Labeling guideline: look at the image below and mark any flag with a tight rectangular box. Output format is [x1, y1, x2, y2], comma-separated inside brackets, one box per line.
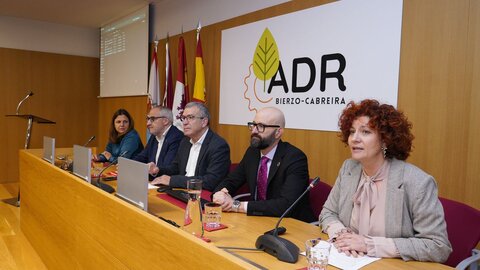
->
[147, 44, 160, 110]
[193, 33, 206, 103]
[162, 39, 174, 109]
[172, 37, 189, 131]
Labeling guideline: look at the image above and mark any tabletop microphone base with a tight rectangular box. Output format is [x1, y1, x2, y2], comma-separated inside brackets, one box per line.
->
[96, 182, 115, 193]
[255, 234, 299, 263]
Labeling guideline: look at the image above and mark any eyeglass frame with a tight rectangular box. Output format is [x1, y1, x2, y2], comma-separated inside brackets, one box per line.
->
[146, 116, 167, 122]
[247, 122, 281, 133]
[180, 115, 205, 122]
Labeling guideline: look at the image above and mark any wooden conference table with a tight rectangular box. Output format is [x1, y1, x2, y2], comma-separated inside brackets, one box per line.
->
[19, 148, 451, 269]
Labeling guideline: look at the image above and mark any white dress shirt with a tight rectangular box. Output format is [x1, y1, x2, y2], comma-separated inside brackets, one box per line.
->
[154, 125, 171, 164]
[185, 128, 209, 177]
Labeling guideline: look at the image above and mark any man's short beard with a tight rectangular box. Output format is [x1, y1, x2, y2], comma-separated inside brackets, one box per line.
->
[250, 134, 275, 150]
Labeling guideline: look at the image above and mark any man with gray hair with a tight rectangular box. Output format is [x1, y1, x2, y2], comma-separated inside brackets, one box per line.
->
[134, 106, 183, 171]
[150, 102, 231, 191]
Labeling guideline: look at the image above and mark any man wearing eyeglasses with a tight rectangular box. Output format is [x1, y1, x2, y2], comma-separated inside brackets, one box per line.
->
[133, 106, 183, 172]
[212, 107, 314, 222]
[150, 102, 231, 191]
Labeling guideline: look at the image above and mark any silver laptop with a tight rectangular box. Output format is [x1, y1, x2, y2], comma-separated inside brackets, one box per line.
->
[72, 144, 92, 183]
[115, 157, 149, 211]
[42, 136, 55, 164]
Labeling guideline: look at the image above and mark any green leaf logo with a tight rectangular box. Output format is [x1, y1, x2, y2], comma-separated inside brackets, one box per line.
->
[253, 28, 280, 92]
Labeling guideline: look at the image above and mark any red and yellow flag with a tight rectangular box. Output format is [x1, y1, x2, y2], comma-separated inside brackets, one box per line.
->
[193, 34, 206, 103]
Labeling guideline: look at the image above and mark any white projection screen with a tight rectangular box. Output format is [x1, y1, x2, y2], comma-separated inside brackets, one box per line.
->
[100, 6, 149, 97]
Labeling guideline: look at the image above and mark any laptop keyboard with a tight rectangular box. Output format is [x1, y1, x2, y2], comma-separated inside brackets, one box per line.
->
[165, 189, 209, 209]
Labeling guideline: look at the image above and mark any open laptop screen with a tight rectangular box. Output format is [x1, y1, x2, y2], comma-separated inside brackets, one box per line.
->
[42, 136, 55, 164]
[72, 145, 92, 183]
[116, 157, 149, 211]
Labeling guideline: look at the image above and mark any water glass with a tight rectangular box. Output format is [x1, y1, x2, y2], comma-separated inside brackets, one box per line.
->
[305, 239, 330, 270]
[204, 202, 222, 228]
[184, 179, 204, 237]
[92, 161, 104, 177]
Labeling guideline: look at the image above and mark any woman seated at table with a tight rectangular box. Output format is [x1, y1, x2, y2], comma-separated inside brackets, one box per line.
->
[93, 108, 143, 163]
[319, 99, 451, 262]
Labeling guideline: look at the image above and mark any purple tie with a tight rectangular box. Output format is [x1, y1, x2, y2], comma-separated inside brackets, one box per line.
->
[257, 156, 269, 200]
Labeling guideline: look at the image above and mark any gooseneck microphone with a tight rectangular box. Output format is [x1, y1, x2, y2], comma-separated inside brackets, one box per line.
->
[16, 91, 34, 115]
[95, 151, 128, 193]
[83, 135, 96, 147]
[255, 177, 320, 263]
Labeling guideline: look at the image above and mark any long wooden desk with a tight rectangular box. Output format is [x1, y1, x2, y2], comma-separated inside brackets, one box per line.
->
[19, 149, 452, 269]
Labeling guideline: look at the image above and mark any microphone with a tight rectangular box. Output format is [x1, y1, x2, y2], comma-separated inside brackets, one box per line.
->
[16, 91, 34, 115]
[83, 135, 96, 147]
[255, 177, 320, 263]
[58, 135, 96, 165]
[95, 150, 128, 193]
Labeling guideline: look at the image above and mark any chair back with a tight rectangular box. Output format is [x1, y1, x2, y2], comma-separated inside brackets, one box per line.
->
[228, 163, 252, 200]
[309, 179, 332, 219]
[440, 197, 480, 267]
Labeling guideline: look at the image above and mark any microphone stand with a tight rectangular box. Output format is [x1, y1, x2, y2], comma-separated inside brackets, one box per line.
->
[255, 177, 320, 263]
[83, 135, 96, 147]
[94, 151, 127, 194]
[16, 91, 34, 115]
[95, 164, 116, 194]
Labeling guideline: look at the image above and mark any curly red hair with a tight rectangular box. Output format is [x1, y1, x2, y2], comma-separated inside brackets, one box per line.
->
[338, 99, 414, 160]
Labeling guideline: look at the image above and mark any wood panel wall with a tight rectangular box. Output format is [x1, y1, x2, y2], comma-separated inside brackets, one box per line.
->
[0, 48, 99, 184]
[87, 0, 480, 210]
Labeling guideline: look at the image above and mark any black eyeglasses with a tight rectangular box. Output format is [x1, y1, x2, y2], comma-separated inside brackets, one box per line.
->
[146, 116, 166, 122]
[180, 115, 205, 122]
[247, 122, 280, 133]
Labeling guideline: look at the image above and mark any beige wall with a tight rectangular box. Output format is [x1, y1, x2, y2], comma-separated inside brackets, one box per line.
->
[0, 15, 99, 57]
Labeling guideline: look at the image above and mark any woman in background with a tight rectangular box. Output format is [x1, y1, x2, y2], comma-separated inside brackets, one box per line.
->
[319, 99, 451, 262]
[93, 108, 143, 162]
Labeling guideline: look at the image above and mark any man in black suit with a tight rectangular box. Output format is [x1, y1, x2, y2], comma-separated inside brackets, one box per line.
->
[133, 106, 183, 178]
[212, 107, 314, 222]
[150, 102, 230, 191]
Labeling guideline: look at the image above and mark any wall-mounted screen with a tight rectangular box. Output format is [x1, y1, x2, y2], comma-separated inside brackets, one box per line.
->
[100, 5, 149, 97]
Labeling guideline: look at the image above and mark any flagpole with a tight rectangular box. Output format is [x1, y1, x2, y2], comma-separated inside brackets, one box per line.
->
[196, 21, 201, 42]
[153, 38, 158, 54]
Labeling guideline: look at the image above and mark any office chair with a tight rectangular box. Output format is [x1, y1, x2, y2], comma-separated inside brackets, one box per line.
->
[440, 197, 480, 269]
[309, 180, 332, 219]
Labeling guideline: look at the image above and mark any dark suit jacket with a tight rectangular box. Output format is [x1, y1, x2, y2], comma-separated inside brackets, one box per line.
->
[133, 125, 183, 171]
[160, 129, 231, 191]
[213, 140, 314, 223]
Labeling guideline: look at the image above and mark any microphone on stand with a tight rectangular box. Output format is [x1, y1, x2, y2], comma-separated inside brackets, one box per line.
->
[255, 177, 320, 263]
[16, 91, 34, 115]
[95, 151, 128, 194]
[83, 135, 96, 147]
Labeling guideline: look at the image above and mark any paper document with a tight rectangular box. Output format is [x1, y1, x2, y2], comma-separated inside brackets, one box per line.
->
[148, 183, 158, 189]
[328, 245, 380, 270]
[300, 245, 380, 270]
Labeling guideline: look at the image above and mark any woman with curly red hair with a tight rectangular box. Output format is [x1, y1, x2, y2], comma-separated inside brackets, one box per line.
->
[319, 99, 451, 262]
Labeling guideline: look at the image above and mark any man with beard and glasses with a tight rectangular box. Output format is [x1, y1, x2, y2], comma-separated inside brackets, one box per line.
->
[212, 107, 314, 222]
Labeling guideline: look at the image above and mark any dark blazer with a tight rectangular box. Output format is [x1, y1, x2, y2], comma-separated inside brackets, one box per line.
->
[133, 125, 183, 170]
[160, 129, 231, 191]
[213, 140, 314, 223]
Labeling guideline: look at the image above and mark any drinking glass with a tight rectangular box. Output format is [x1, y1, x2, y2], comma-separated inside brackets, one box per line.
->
[204, 202, 222, 229]
[305, 239, 331, 270]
